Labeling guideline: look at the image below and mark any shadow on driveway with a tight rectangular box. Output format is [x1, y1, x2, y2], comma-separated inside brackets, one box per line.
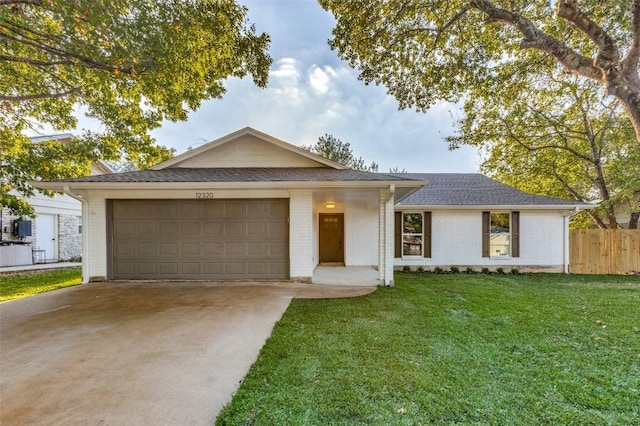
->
[0, 281, 375, 425]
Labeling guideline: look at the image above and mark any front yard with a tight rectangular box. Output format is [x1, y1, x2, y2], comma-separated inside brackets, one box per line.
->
[0, 267, 82, 302]
[217, 273, 639, 425]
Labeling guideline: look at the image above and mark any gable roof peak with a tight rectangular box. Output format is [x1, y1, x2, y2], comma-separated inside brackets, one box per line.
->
[151, 127, 348, 170]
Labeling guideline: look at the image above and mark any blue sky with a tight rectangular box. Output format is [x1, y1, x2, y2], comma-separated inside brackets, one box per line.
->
[103, 0, 482, 172]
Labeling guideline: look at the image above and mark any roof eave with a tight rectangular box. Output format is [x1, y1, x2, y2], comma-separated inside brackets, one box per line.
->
[34, 180, 424, 191]
[396, 204, 596, 210]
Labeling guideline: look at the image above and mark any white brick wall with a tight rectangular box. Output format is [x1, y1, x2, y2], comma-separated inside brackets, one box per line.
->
[289, 191, 314, 280]
[345, 201, 378, 266]
[84, 191, 108, 281]
[395, 209, 568, 272]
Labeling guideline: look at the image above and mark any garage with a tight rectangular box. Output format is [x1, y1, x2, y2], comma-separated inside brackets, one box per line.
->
[107, 199, 289, 280]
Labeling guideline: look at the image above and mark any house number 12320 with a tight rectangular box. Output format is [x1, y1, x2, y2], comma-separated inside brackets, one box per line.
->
[195, 192, 214, 199]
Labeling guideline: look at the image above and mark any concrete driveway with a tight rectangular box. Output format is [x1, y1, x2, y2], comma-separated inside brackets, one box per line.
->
[0, 281, 375, 425]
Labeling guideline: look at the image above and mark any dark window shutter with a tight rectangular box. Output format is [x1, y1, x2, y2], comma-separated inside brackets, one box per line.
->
[394, 211, 402, 258]
[511, 211, 520, 257]
[482, 211, 490, 257]
[423, 212, 432, 258]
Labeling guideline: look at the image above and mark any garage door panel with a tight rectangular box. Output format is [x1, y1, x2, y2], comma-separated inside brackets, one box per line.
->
[160, 263, 178, 275]
[225, 242, 244, 255]
[110, 199, 289, 280]
[224, 222, 244, 236]
[224, 201, 245, 217]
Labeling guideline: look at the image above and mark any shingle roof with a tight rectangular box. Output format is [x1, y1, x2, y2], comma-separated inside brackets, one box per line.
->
[50, 167, 420, 183]
[394, 173, 590, 207]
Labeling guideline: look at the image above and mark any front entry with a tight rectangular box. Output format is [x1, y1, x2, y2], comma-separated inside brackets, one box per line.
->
[319, 213, 344, 264]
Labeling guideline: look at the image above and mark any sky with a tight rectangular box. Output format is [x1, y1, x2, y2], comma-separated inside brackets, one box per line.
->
[101, 0, 481, 173]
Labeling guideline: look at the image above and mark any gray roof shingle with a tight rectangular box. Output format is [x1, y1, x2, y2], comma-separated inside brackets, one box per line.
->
[51, 167, 420, 183]
[394, 173, 589, 207]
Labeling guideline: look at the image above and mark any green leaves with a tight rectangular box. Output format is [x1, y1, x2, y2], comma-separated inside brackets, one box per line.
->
[304, 134, 379, 172]
[0, 0, 271, 216]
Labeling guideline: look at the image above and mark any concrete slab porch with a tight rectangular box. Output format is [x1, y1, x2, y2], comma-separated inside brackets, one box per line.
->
[312, 265, 382, 286]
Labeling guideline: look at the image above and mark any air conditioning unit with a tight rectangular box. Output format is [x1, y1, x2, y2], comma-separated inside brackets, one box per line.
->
[13, 220, 32, 237]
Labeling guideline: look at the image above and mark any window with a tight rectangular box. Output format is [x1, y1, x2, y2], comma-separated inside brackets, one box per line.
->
[490, 213, 510, 256]
[395, 212, 432, 258]
[78, 217, 82, 234]
[402, 213, 423, 256]
[482, 211, 520, 258]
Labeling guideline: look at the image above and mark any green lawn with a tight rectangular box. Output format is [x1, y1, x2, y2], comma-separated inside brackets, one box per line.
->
[217, 273, 640, 425]
[0, 267, 82, 302]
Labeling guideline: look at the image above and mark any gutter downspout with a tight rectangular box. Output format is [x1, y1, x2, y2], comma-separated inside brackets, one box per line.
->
[563, 207, 581, 274]
[63, 186, 89, 284]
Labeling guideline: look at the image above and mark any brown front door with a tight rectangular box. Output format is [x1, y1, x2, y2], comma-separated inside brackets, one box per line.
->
[319, 213, 344, 264]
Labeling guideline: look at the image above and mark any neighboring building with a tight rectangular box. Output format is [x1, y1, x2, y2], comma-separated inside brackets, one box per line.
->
[0, 134, 112, 267]
[613, 190, 640, 229]
[36, 128, 592, 284]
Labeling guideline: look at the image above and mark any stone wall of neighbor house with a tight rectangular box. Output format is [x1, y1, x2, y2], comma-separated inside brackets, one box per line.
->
[58, 214, 82, 261]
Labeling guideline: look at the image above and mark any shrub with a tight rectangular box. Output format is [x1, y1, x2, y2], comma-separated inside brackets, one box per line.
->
[465, 267, 475, 274]
[450, 266, 460, 274]
[481, 267, 491, 274]
[416, 266, 425, 273]
[496, 267, 505, 275]
[434, 266, 444, 274]
[402, 265, 411, 273]
[510, 268, 520, 275]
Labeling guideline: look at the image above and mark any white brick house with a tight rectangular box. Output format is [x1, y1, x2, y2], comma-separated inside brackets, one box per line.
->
[1, 134, 112, 267]
[36, 128, 591, 284]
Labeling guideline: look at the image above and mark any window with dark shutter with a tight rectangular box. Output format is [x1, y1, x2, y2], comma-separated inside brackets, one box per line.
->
[511, 211, 520, 257]
[482, 211, 490, 257]
[423, 211, 432, 258]
[394, 211, 402, 258]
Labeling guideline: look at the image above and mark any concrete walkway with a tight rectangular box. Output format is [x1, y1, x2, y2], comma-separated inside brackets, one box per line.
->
[0, 281, 376, 425]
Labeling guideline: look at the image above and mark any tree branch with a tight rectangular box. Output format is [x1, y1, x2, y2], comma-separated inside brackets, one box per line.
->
[469, 0, 604, 81]
[622, 0, 640, 80]
[0, 87, 81, 101]
[0, 55, 73, 67]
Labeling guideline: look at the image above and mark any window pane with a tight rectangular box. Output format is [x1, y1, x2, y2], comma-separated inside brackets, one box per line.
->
[403, 213, 422, 234]
[490, 213, 510, 256]
[403, 235, 422, 256]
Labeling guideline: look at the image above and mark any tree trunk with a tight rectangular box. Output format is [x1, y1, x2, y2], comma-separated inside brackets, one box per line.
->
[629, 212, 639, 229]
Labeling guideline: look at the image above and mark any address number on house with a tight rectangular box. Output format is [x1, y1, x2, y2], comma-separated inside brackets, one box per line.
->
[195, 192, 215, 199]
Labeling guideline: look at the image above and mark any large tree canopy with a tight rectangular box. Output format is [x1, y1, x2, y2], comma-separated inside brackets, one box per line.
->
[320, 0, 639, 228]
[303, 134, 379, 171]
[319, 0, 640, 142]
[1, 0, 271, 216]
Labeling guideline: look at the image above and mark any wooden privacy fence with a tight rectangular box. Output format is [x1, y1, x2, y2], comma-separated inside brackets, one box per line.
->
[570, 229, 640, 275]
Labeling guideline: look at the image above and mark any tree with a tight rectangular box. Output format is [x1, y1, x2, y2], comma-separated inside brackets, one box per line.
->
[447, 72, 640, 229]
[319, 0, 640, 144]
[1, 0, 271, 216]
[303, 134, 379, 171]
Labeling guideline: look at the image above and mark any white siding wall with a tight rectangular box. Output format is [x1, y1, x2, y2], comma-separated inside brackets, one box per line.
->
[289, 191, 314, 280]
[345, 201, 378, 266]
[395, 209, 567, 272]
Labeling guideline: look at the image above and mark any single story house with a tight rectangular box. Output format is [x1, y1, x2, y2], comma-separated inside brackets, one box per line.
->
[1, 134, 112, 267]
[36, 128, 591, 285]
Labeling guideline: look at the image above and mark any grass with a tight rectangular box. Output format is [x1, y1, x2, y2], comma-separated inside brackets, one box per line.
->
[217, 274, 640, 425]
[0, 267, 82, 302]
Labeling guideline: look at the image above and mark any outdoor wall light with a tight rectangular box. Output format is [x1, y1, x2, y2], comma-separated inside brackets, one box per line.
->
[325, 201, 336, 209]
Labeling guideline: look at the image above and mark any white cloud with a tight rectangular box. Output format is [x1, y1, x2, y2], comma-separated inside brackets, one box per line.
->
[308, 65, 331, 95]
